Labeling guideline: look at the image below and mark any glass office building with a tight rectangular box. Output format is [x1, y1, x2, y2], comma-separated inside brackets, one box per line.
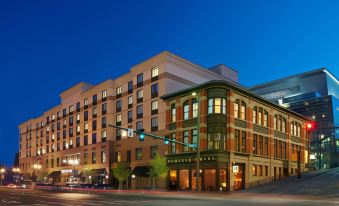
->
[250, 69, 339, 169]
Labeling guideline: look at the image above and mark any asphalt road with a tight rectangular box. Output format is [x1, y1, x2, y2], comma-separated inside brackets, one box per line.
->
[0, 187, 339, 206]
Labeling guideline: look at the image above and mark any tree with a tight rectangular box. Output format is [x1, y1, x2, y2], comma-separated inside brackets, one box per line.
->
[37, 171, 48, 183]
[112, 162, 130, 191]
[150, 153, 168, 190]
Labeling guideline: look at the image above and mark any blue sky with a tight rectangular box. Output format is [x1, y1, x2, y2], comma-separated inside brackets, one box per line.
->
[0, 0, 338, 165]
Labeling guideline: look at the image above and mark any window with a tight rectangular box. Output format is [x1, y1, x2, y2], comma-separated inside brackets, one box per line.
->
[151, 117, 158, 132]
[151, 66, 159, 78]
[183, 101, 190, 120]
[207, 133, 225, 150]
[235, 129, 240, 152]
[137, 105, 143, 118]
[63, 108, 67, 117]
[127, 150, 131, 162]
[240, 102, 246, 120]
[128, 81, 133, 93]
[183, 131, 189, 152]
[151, 100, 158, 114]
[115, 151, 122, 162]
[171, 104, 176, 122]
[274, 115, 277, 130]
[84, 98, 88, 107]
[241, 131, 246, 153]
[258, 108, 262, 125]
[76, 137, 80, 147]
[92, 133, 97, 144]
[116, 114, 122, 125]
[137, 89, 143, 102]
[274, 139, 278, 158]
[192, 99, 198, 118]
[116, 100, 122, 112]
[69, 128, 73, 137]
[102, 103, 107, 115]
[93, 94, 97, 105]
[84, 153, 88, 164]
[282, 118, 286, 133]
[101, 151, 106, 163]
[101, 130, 107, 142]
[150, 146, 157, 159]
[253, 165, 257, 176]
[84, 135, 88, 146]
[136, 121, 143, 130]
[258, 135, 263, 155]
[116, 86, 122, 96]
[137, 73, 143, 87]
[264, 137, 268, 156]
[92, 120, 97, 131]
[128, 96, 133, 105]
[252, 107, 257, 124]
[192, 129, 198, 151]
[171, 133, 176, 154]
[234, 102, 239, 118]
[84, 111, 88, 121]
[128, 110, 133, 123]
[253, 134, 257, 154]
[84, 122, 88, 133]
[92, 152, 96, 164]
[136, 147, 142, 160]
[76, 114, 80, 123]
[92, 107, 97, 117]
[116, 129, 121, 140]
[102, 90, 107, 99]
[263, 111, 268, 127]
[209, 98, 226, 114]
[151, 83, 158, 98]
[69, 105, 74, 113]
[101, 117, 107, 128]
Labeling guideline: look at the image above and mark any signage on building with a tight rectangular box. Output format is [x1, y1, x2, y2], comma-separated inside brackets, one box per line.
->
[232, 165, 239, 173]
[61, 169, 73, 174]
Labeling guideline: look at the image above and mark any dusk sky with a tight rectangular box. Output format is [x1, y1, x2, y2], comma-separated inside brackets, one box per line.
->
[1, 0, 339, 166]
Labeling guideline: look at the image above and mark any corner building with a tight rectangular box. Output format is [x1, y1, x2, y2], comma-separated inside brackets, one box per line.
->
[162, 81, 310, 191]
[18, 51, 238, 188]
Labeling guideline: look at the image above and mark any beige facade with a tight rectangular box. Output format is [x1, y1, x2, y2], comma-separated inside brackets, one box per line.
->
[19, 51, 238, 187]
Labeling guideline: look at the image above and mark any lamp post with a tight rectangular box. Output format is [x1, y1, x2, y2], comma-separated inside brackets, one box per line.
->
[192, 91, 201, 192]
[12, 168, 20, 184]
[0, 168, 5, 186]
[68, 159, 79, 183]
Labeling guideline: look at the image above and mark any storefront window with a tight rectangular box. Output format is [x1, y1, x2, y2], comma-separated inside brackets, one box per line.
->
[204, 169, 216, 191]
[220, 169, 227, 191]
[179, 170, 189, 190]
[207, 133, 225, 150]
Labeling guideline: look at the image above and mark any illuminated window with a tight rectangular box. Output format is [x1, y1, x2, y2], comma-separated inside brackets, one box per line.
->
[183, 101, 190, 120]
[192, 99, 198, 118]
[151, 66, 159, 78]
[171, 104, 176, 122]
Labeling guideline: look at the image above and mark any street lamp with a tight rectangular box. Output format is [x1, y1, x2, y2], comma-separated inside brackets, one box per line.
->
[12, 168, 20, 184]
[68, 159, 79, 183]
[1, 168, 6, 186]
[192, 91, 201, 192]
[33, 164, 41, 182]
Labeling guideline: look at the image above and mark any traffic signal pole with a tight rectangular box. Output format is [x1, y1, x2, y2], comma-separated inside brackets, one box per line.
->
[108, 124, 197, 148]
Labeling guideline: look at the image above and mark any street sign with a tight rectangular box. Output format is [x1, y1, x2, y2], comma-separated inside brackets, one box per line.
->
[232, 165, 239, 173]
[127, 128, 133, 138]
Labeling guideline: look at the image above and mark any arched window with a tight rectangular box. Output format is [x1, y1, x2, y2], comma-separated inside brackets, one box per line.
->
[282, 118, 286, 133]
[183, 100, 190, 120]
[274, 115, 277, 130]
[263, 110, 268, 127]
[192, 99, 198, 118]
[258, 108, 263, 126]
[234, 100, 239, 118]
[171, 104, 176, 122]
[252, 106, 257, 124]
[240, 101, 246, 120]
[290, 121, 301, 137]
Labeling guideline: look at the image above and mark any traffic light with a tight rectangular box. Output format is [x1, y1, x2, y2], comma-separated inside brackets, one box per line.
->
[164, 135, 169, 145]
[306, 122, 315, 130]
[136, 129, 145, 141]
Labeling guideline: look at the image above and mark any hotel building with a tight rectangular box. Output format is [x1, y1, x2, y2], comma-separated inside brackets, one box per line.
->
[161, 80, 310, 191]
[18, 51, 238, 187]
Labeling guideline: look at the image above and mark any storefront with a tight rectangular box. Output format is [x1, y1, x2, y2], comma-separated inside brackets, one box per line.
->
[167, 151, 230, 191]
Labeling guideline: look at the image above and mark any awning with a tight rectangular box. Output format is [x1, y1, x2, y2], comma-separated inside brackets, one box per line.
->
[48, 171, 61, 178]
[91, 168, 107, 177]
[132, 166, 151, 177]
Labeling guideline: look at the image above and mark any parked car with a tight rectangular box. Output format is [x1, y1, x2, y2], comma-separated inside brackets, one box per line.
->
[92, 184, 113, 190]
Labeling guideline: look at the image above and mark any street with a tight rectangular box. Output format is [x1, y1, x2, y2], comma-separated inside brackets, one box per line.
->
[1, 167, 339, 206]
[0, 187, 338, 206]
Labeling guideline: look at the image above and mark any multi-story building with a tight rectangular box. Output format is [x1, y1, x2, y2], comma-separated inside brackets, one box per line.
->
[18, 51, 239, 188]
[249, 69, 339, 169]
[161, 80, 310, 191]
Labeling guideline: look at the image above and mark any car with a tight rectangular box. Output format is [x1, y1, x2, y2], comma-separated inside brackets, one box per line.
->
[80, 183, 94, 189]
[92, 184, 113, 190]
